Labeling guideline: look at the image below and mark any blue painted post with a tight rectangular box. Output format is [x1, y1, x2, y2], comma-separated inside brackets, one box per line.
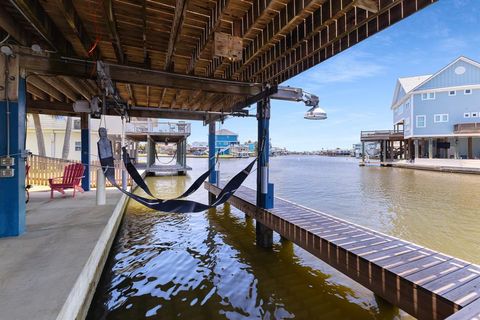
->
[0, 69, 26, 237]
[208, 121, 217, 204]
[80, 114, 90, 191]
[256, 98, 274, 248]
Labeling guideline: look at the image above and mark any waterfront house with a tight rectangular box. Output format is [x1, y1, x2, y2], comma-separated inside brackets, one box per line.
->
[392, 56, 480, 160]
[215, 129, 240, 155]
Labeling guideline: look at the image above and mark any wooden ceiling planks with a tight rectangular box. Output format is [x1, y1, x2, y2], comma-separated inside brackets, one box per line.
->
[3, 0, 437, 118]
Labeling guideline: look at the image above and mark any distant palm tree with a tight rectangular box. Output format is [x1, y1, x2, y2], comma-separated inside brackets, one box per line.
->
[62, 117, 72, 159]
[31, 113, 46, 156]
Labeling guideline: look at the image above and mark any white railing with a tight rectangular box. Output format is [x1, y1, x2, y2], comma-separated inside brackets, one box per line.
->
[126, 121, 191, 134]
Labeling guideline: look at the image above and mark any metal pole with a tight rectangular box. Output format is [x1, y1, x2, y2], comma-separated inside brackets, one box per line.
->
[121, 117, 127, 189]
[208, 121, 216, 204]
[256, 97, 273, 248]
[80, 114, 90, 191]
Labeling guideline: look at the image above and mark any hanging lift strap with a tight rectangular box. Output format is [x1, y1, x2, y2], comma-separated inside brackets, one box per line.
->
[101, 147, 256, 213]
[122, 146, 214, 200]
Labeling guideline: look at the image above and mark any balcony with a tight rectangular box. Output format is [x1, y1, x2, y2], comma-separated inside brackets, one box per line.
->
[360, 129, 404, 141]
[454, 123, 480, 134]
[125, 121, 191, 135]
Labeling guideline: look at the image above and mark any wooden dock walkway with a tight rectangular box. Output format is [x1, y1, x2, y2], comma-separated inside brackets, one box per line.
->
[205, 182, 480, 320]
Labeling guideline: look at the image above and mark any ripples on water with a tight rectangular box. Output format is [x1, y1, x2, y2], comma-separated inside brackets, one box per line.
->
[88, 156, 480, 319]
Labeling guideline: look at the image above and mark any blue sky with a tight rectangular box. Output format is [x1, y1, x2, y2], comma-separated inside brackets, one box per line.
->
[188, 0, 480, 151]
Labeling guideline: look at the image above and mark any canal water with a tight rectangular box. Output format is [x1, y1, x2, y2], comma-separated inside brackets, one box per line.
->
[87, 156, 480, 319]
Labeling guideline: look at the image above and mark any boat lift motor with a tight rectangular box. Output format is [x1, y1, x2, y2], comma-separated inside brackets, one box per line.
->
[270, 86, 327, 120]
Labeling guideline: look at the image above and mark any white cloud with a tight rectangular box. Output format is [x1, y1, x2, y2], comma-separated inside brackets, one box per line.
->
[287, 51, 387, 91]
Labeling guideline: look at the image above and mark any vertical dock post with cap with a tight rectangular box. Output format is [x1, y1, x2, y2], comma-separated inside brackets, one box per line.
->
[256, 97, 274, 248]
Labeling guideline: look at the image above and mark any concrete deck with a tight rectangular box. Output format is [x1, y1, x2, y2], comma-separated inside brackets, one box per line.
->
[0, 188, 127, 320]
[390, 159, 480, 174]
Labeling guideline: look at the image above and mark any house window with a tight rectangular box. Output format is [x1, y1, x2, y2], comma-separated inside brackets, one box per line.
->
[405, 102, 410, 109]
[73, 119, 81, 130]
[75, 141, 81, 151]
[416, 115, 426, 128]
[449, 90, 456, 96]
[472, 112, 479, 118]
[464, 112, 471, 118]
[421, 92, 435, 100]
[465, 89, 472, 95]
[434, 114, 449, 123]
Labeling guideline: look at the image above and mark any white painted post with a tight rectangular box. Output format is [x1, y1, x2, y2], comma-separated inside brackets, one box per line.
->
[96, 168, 106, 205]
[428, 138, 433, 159]
[121, 119, 127, 189]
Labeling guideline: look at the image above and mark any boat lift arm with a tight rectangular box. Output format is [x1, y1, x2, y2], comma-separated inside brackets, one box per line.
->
[271, 86, 327, 120]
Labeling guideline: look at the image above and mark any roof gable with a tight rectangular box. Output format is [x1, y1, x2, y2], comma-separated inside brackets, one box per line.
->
[414, 56, 480, 91]
[216, 129, 238, 136]
[391, 75, 430, 107]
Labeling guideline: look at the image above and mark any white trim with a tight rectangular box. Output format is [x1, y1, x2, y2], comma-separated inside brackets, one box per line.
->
[409, 134, 480, 138]
[391, 84, 480, 110]
[416, 115, 426, 128]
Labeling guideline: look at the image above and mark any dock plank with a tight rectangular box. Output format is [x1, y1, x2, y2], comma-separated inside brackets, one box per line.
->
[205, 183, 480, 319]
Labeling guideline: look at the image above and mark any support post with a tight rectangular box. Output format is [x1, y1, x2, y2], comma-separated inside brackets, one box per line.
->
[96, 168, 106, 205]
[80, 113, 90, 191]
[361, 142, 365, 163]
[121, 117, 127, 189]
[428, 138, 433, 159]
[382, 140, 387, 163]
[146, 134, 155, 171]
[0, 55, 26, 237]
[414, 139, 419, 160]
[256, 97, 274, 248]
[208, 121, 217, 204]
[468, 137, 473, 159]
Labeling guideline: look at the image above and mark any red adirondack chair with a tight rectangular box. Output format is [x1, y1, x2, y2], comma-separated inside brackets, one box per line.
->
[49, 163, 85, 199]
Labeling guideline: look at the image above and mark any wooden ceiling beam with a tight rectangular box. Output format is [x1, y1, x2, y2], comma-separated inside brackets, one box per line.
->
[56, 0, 95, 57]
[103, 0, 125, 64]
[42, 76, 79, 101]
[8, 0, 74, 54]
[26, 84, 48, 100]
[20, 54, 263, 96]
[125, 84, 137, 105]
[227, 0, 319, 80]
[158, 88, 167, 107]
[26, 98, 212, 121]
[186, 0, 231, 75]
[247, 0, 359, 81]
[28, 76, 65, 102]
[60, 76, 92, 100]
[353, 0, 379, 13]
[165, 0, 189, 71]
[206, 0, 276, 77]
[0, 8, 28, 45]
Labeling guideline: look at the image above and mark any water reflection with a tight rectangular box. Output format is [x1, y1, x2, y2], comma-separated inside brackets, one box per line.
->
[88, 156, 480, 319]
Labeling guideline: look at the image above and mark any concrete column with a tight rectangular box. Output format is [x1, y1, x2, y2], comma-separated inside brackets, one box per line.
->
[468, 137, 473, 159]
[361, 142, 365, 163]
[208, 121, 217, 204]
[256, 98, 274, 248]
[382, 140, 387, 163]
[146, 135, 155, 170]
[414, 139, 419, 160]
[428, 138, 433, 159]
[0, 55, 26, 237]
[80, 114, 90, 191]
